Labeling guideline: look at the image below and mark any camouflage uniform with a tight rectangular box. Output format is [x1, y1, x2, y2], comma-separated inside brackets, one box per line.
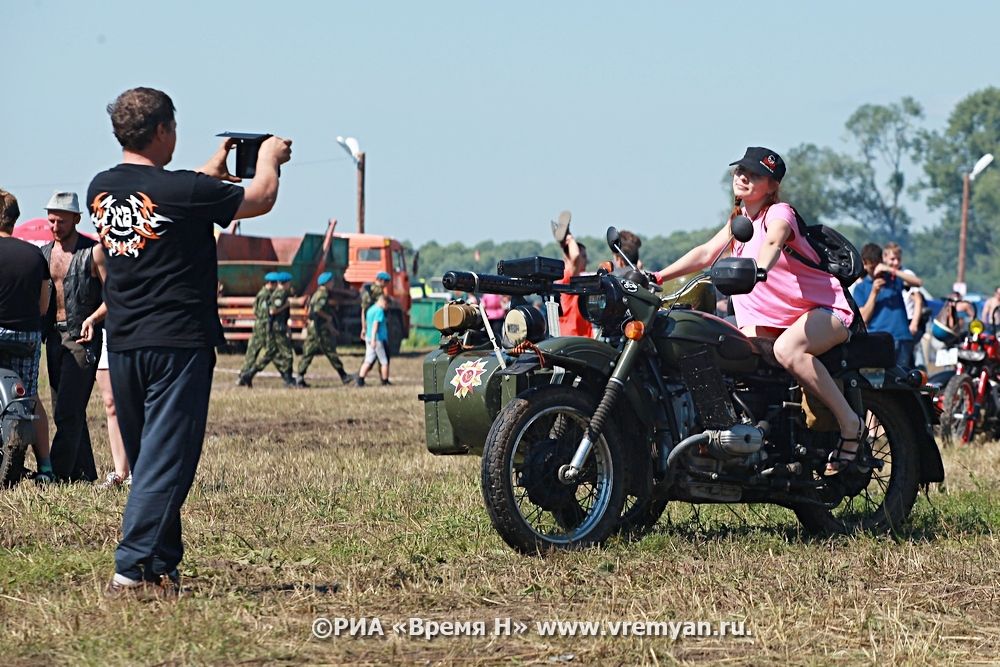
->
[239, 283, 272, 378]
[250, 284, 295, 384]
[295, 285, 350, 385]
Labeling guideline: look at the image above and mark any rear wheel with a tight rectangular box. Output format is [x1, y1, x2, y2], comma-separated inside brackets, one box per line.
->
[940, 373, 978, 445]
[794, 390, 919, 535]
[481, 386, 627, 554]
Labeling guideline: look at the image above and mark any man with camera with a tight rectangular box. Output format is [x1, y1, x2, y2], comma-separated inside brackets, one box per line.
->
[853, 242, 921, 369]
[88, 87, 291, 598]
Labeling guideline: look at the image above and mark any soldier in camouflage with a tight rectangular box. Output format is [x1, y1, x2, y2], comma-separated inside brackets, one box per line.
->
[294, 272, 352, 387]
[237, 272, 277, 387]
[246, 271, 296, 387]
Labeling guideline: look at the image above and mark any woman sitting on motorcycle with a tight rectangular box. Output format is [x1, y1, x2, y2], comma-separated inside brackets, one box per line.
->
[653, 147, 861, 474]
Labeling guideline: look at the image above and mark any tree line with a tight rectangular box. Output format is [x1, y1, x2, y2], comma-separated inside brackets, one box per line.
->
[409, 88, 1000, 297]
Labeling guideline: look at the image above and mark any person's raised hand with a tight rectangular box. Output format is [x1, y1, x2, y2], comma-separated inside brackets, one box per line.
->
[259, 136, 292, 167]
[872, 277, 886, 293]
[199, 138, 241, 183]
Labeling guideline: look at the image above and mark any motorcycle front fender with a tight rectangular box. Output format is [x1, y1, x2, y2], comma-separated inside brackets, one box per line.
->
[500, 336, 658, 433]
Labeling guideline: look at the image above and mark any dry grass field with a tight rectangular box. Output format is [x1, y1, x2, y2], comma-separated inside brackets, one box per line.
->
[1, 350, 999, 665]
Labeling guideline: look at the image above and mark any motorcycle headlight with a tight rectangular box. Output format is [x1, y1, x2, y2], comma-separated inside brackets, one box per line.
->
[969, 319, 985, 336]
[583, 276, 627, 325]
[502, 305, 546, 348]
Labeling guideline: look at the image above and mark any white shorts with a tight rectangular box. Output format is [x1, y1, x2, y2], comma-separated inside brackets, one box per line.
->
[97, 332, 109, 371]
[363, 340, 388, 366]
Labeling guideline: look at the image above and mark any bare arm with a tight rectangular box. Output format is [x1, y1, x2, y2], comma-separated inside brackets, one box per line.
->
[38, 280, 50, 320]
[909, 290, 924, 335]
[755, 216, 792, 272]
[196, 137, 293, 221]
[654, 222, 733, 283]
[235, 137, 292, 220]
[859, 279, 884, 323]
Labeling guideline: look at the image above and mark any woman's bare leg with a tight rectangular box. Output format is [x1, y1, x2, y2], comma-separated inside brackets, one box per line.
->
[772, 310, 861, 442]
[96, 370, 128, 478]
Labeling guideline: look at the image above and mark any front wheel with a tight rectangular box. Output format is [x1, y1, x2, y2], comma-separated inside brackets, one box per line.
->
[940, 373, 978, 445]
[480, 386, 627, 554]
[794, 390, 919, 535]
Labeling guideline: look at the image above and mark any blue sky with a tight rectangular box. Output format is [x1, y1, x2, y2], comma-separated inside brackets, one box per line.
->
[2, 1, 995, 247]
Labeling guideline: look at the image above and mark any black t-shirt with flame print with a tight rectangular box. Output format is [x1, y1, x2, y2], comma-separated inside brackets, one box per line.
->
[87, 164, 244, 351]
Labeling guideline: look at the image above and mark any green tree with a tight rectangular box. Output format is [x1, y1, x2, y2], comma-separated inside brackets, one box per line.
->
[914, 87, 1000, 295]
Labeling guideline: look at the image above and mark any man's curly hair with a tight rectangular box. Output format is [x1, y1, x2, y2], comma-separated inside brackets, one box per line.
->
[0, 189, 20, 233]
[107, 87, 175, 151]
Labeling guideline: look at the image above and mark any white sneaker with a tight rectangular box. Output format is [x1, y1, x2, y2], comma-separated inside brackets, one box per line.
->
[98, 472, 128, 489]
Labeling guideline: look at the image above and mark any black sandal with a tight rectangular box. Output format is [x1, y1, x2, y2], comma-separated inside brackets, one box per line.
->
[825, 424, 871, 476]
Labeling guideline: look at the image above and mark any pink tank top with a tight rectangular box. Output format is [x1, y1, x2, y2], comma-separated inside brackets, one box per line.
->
[730, 203, 854, 329]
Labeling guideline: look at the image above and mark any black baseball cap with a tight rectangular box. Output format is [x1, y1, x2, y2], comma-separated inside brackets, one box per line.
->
[729, 146, 786, 182]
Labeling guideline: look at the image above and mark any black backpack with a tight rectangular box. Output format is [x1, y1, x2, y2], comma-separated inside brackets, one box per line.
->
[780, 206, 867, 334]
[782, 207, 865, 289]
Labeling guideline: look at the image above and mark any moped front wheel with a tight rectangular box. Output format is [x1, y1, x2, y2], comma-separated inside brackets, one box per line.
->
[940, 373, 978, 445]
[481, 386, 626, 554]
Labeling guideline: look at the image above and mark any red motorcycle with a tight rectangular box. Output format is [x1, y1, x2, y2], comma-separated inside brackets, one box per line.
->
[938, 304, 1000, 445]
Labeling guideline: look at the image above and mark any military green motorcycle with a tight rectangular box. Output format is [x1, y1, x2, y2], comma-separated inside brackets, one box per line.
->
[419, 218, 943, 554]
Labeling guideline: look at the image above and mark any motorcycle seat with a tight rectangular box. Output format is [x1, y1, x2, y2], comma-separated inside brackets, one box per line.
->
[748, 331, 896, 373]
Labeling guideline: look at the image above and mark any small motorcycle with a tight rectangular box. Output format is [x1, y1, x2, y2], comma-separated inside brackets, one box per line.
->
[938, 307, 1000, 445]
[0, 340, 39, 487]
[420, 218, 943, 554]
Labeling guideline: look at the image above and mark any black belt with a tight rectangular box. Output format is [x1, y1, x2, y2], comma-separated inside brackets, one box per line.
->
[55, 321, 69, 331]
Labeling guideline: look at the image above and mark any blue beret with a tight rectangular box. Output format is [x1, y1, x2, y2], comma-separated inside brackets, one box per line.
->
[264, 272, 280, 282]
[376, 271, 391, 281]
[317, 271, 333, 286]
[277, 272, 294, 282]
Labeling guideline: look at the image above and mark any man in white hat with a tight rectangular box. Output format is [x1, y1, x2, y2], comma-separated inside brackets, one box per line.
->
[40, 191, 107, 482]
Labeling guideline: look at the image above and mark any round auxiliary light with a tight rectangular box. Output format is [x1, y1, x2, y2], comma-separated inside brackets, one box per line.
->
[969, 319, 985, 336]
[624, 321, 645, 340]
[502, 305, 546, 348]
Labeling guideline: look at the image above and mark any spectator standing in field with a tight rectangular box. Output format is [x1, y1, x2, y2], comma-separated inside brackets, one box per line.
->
[90, 86, 291, 597]
[852, 243, 921, 369]
[356, 293, 391, 386]
[41, 191, 106, 482]
[237, 272, 277, 387]
[295, 271, 353, 387]
[95, 319, 129, 488]
[882, 242, 927, 369]
[0, 189, 54, 483]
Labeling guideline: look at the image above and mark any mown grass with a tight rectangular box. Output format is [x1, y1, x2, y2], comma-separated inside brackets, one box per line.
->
[1, 352, 998, 665]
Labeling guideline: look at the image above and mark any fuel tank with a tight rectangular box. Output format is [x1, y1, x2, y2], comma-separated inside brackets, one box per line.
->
[651, 308, 759, 375]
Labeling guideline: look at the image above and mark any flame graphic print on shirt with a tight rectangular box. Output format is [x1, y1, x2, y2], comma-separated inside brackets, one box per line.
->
[90, 192, 172, 257]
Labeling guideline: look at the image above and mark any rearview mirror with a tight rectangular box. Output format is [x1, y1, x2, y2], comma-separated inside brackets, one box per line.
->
[731, 215, 753, 243]
[606, 226, 621, 253]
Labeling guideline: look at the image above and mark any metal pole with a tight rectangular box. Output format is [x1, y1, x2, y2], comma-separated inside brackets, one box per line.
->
[356, 152, 366, 234]
[958, 172, 970, 285]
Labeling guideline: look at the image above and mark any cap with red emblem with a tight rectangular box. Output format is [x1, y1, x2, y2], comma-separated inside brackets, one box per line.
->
[729, 146, 786, 182]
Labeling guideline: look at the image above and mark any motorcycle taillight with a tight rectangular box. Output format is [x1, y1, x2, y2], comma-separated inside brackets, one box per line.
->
[14, 383, 26, 398]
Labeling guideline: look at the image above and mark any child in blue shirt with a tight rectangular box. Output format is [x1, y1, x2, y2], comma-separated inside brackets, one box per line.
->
[356, 294, 391, 386]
